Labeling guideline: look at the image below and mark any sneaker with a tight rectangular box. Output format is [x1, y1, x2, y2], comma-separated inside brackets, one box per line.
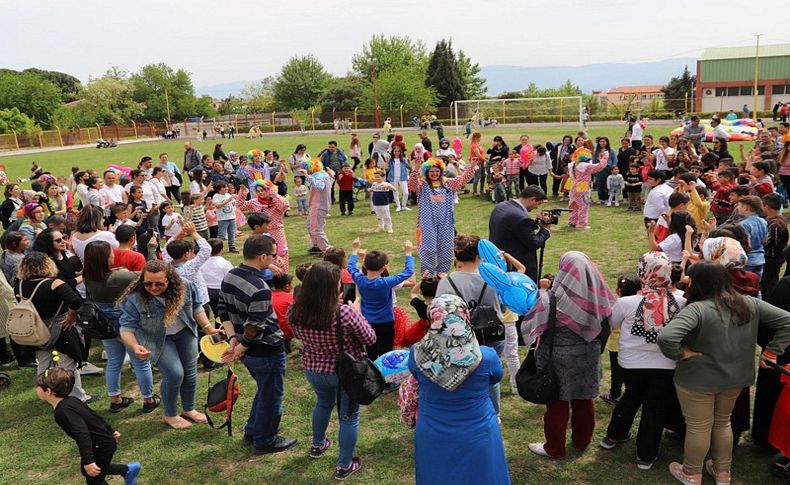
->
[253, 435, 298, 455]
[599, 392, 619, 405]
[599, 434, 631, 450]
[83, 394, 102, 405]
[124, 461, 141, 485]
[402, 206, 411, 211]
[527, 442, 558, 458]
[395, 207, 402, 212]
[705, 459, 731, 485]
[606, 202, 612, 206]
[636, 458, 656, 470]
[309, 437, 332, 459]
[334, 457, 362, 481]
[17, 360, 37, 369]
[0, 354, 15, 366]
[79, 362, 103, 375]
[669, 462, 702, 485]
[387, 228, 393, 233]
[615, 202, 620, 206]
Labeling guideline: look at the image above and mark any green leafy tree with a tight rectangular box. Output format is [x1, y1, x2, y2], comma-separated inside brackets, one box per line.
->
[272, 55, 332, 111]
[240, 77, 276, 113]
[23, 68, 82, 102]
[456, 50, 486, 99]
[425, 39, 466, 107]
[318, 77, 366, 112]
[130, 63, 197, 121]
[363, 70, 437, 112]
[352, 35, 428, 79]
[194, 96, 218, 118]
[0, 71, 63, 128]
[0, 107, 37, 134]
[661, 66, 695, 111]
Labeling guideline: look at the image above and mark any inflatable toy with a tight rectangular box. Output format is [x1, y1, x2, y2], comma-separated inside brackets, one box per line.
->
[477, 239, 507, 271]
[479, 262, 539, 315]
[670, 118, 758, 142]
[200, 335, 230, 364]
[374, 350, 411, 384]
[106, 164, 132, 176]
[452, 137, 463, 158]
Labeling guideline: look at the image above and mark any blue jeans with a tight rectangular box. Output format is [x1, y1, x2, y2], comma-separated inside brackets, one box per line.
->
[304, 370, 360, 468]
[485, 340, 506, 415]
[243, 352, 286, 448]
[217, 218, 237, 250]
[155, 327, 198, 417]
[296, 197, 308, 213]
[97, 303, 154, 399]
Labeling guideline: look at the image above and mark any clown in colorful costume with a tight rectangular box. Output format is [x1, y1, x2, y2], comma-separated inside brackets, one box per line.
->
[245, 149, 271, 191]
[566, 147, 609, 228]
[408, 158, 478, 274]
[236, 179, 290, 273]
[301, 159, 333, 251]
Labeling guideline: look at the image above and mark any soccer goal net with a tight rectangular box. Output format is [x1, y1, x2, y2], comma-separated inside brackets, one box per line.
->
[454, 96, 584, 133]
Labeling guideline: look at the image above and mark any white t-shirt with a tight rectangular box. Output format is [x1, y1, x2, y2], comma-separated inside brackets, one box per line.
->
[713, 125, 731, 141]
[630, 123, 643, 141]
[659, 233, 683, 263]
[71, 231, 119, 261]
[652, 146, 675, 171]
[643, 183, 673, 219]
[200, 256, 234, 290]
[126, 181, 159, 207]
[113, 219, 137, 230]
[100, 184, 126, 216]
[610, 294, 686, 370]
[162, 213, 184, 238]
[212, 193, 236, 221]
[190, 180, 204, 195]
[149, 178, 167, 204]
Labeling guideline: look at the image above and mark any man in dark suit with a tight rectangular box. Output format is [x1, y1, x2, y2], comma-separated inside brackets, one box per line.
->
[488, 185, 551, 281]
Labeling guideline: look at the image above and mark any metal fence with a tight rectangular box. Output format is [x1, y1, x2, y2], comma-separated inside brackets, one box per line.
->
[0, 121, 166, 152]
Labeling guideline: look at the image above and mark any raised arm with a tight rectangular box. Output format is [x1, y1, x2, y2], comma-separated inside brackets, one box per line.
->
[446, 163, 478, 192]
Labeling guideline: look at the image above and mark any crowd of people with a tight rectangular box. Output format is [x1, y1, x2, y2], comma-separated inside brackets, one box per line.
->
[1, 118, 790, 485]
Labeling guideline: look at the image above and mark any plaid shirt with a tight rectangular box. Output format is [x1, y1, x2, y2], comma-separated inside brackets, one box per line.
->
[291, 304, 376, 374]
[502, 158, 522, 177]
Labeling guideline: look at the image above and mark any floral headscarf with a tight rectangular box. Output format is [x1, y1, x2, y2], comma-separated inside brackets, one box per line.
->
[702, 237, 748, 269]
[633, 252, 680, 343]
[412, 294, 482, 392]
[523, 251, 616, 343]
[22, 203, 40, 218]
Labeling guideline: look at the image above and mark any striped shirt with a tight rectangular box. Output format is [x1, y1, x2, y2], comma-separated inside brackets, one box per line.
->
[189, 204, 209, 233]
[218, 264, 284, 357]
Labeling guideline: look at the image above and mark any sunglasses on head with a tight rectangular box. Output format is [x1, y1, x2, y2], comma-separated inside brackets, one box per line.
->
[143, 281, 167, 288]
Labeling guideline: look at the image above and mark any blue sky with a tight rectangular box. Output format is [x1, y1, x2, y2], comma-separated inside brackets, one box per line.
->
[3, 0, 788, 85]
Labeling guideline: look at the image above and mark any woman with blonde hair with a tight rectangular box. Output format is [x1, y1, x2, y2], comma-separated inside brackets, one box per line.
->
[119, 260, 219, 429]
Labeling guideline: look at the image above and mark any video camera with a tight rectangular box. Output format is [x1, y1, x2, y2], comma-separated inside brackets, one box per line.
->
[539, 208, 573, 225]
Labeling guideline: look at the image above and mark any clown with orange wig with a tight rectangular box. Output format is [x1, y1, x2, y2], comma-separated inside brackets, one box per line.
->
[408, 157, 478, 274]
[299, 159, 334, 253]
[566, 141, 609, 229]
[236, 178, 291, 274]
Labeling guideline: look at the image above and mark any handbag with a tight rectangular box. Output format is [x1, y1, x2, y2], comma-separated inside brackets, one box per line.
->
[204, 367, 240, 436]
[75, 288, 119, 340]
[334, 308, 384, 413]
[515, 291, 560, 404]
[446, 276, 505, 345]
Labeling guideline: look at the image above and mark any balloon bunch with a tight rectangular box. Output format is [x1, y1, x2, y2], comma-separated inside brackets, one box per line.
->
[476, 239, 539, 315]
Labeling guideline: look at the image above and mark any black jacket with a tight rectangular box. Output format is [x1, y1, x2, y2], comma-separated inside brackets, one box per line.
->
[488, 199, 550, 281]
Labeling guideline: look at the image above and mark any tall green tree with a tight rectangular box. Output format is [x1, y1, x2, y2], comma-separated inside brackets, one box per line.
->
[23, 68, 82, 102]
[425, 39, 466, 107]
[352, 35, 428, 79]
[0, 107, 37, 134]
[363, 70, 437, 112]
[240, 77, 276, 113]
[130, 63, 198, 121]
[0, 71, 63, 128]
[272, 55, 332, 110]
[661, 66, 695, 111]
[51, 69, 146, 128]
[456, 50, 486, 99]
[318, 77, 366, 112]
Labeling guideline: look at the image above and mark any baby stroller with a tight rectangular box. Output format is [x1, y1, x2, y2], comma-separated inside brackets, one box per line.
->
[353, 179, 368, 202]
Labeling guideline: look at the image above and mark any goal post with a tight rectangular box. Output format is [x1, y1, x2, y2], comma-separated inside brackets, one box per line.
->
[454, 96, 583, 133]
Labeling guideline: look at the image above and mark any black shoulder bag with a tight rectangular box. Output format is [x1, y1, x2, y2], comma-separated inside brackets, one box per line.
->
[446, 275, 505, 345]
[515, 291, 559, 404]
[334, 308, 384, 414]
[76, 286, 119, 340]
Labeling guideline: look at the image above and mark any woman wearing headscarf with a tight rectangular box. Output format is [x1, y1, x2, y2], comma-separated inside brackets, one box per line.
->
[524, 251, 616, 459]
[408, 294, 510, 485]
[599, 252, 686, 470]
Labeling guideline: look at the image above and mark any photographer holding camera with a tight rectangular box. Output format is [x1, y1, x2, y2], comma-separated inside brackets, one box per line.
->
[488, 185, 551, 281]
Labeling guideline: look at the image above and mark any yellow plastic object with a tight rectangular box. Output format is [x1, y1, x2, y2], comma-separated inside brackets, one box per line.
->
[200, 335, 230, 364]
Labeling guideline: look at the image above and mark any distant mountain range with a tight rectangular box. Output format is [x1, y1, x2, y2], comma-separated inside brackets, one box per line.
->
[195, 57, 696, 99]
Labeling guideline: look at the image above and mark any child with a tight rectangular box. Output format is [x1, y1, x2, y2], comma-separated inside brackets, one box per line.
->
[128, 186, 149, 236]
[654, 192, 690, 243]
[160, 201, 183, 240]
[676, 174, 710, 229]
[710, 169, 738, 225]
[749, 161, 775, 195]
[323, 246, 356, 303]
[186, 193, 210, 239]
[489, 163, 505, 203]
[761, 193, 789, 296]
[491, 173, 507, 204]
[368, 169, 396, 233]
[725, 184, 751, 224]
[211, 182, 238, 253]
[292, 262, 313, 300]
[639, 152, 656, 204]
[37, 368, 141, 485]
[204, 197, 218, 239]
[336, 164, 358, 216]
[401, 273, 440, 348]
[606, 166, 625, 206]
[348, 237, 415, 359]
[111, 203, 138, 231]
[269, 274, 294, 345]
[501, 149, 522, 199]
[600, 275, 641, 405]
[624, 163, 643, 211]
[363, 158, 378, 213]
[737, 195, 768, 276]
[567, 144, 609, 229]
[199, 238, 234, 323]
[648, 211, 695, 263]
[293, 176, 308, 215]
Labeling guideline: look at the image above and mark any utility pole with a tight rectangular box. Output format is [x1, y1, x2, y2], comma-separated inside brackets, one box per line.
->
[372, 62, 380, 129]
[753, 34, 764, 117]
[165, 88, 172, 126]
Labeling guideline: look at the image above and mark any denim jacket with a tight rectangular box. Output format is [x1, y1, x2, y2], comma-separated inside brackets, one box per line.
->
[119, 281, 204, 364]
[386, 157, 411, 183]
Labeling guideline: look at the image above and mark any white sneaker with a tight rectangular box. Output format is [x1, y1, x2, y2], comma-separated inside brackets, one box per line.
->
[387, 228, 394, 233]
[606, 202, 612, 206]
[615, 202, 620, 206]
[528, 443, 556, 458]
[79, 362, 104, 375]
[402, 206, 411, 211]
[395, 207, 402, 212]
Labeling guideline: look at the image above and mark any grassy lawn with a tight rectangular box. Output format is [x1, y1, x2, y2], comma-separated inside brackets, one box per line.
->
[0, 127, 781, 484]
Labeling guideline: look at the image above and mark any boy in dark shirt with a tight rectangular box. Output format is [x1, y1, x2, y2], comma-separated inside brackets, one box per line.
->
[36, 367, 140, 485]
[624, 163, 643, 211]
[336, 164, 359, 216]
[761, 193, 789, 297]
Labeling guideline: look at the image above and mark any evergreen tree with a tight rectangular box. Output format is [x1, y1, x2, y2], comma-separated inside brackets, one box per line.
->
[425, 39, 466, 107]
[661, 66, 695, 112]
[456, 50, 486, 99]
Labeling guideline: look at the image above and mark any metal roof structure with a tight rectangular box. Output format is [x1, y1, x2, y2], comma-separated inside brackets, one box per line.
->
[701, 43, 790, 61]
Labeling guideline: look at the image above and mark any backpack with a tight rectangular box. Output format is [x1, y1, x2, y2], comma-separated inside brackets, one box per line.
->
[446, 275, 505, 345]
[204, 367, 240, 436]
[335, 308, 384, 412]
[75, 290, 119, 340]
[8, 279, 61, 347]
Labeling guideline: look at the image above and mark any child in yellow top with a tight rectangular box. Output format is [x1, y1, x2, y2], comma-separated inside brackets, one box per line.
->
[601, 275, 641, 405]
[363, 158, 378, 213]
[677, 174, 711, 228]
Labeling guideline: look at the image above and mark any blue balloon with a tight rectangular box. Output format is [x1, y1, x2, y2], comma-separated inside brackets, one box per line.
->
[479, 262, 510, 290]
[374, 350, 411, 384]
[477, 239, 507, 271]
[502, 272, 539, 315]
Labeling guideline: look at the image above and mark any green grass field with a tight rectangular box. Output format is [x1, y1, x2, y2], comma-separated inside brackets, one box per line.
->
[0, 127, 781, 484]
